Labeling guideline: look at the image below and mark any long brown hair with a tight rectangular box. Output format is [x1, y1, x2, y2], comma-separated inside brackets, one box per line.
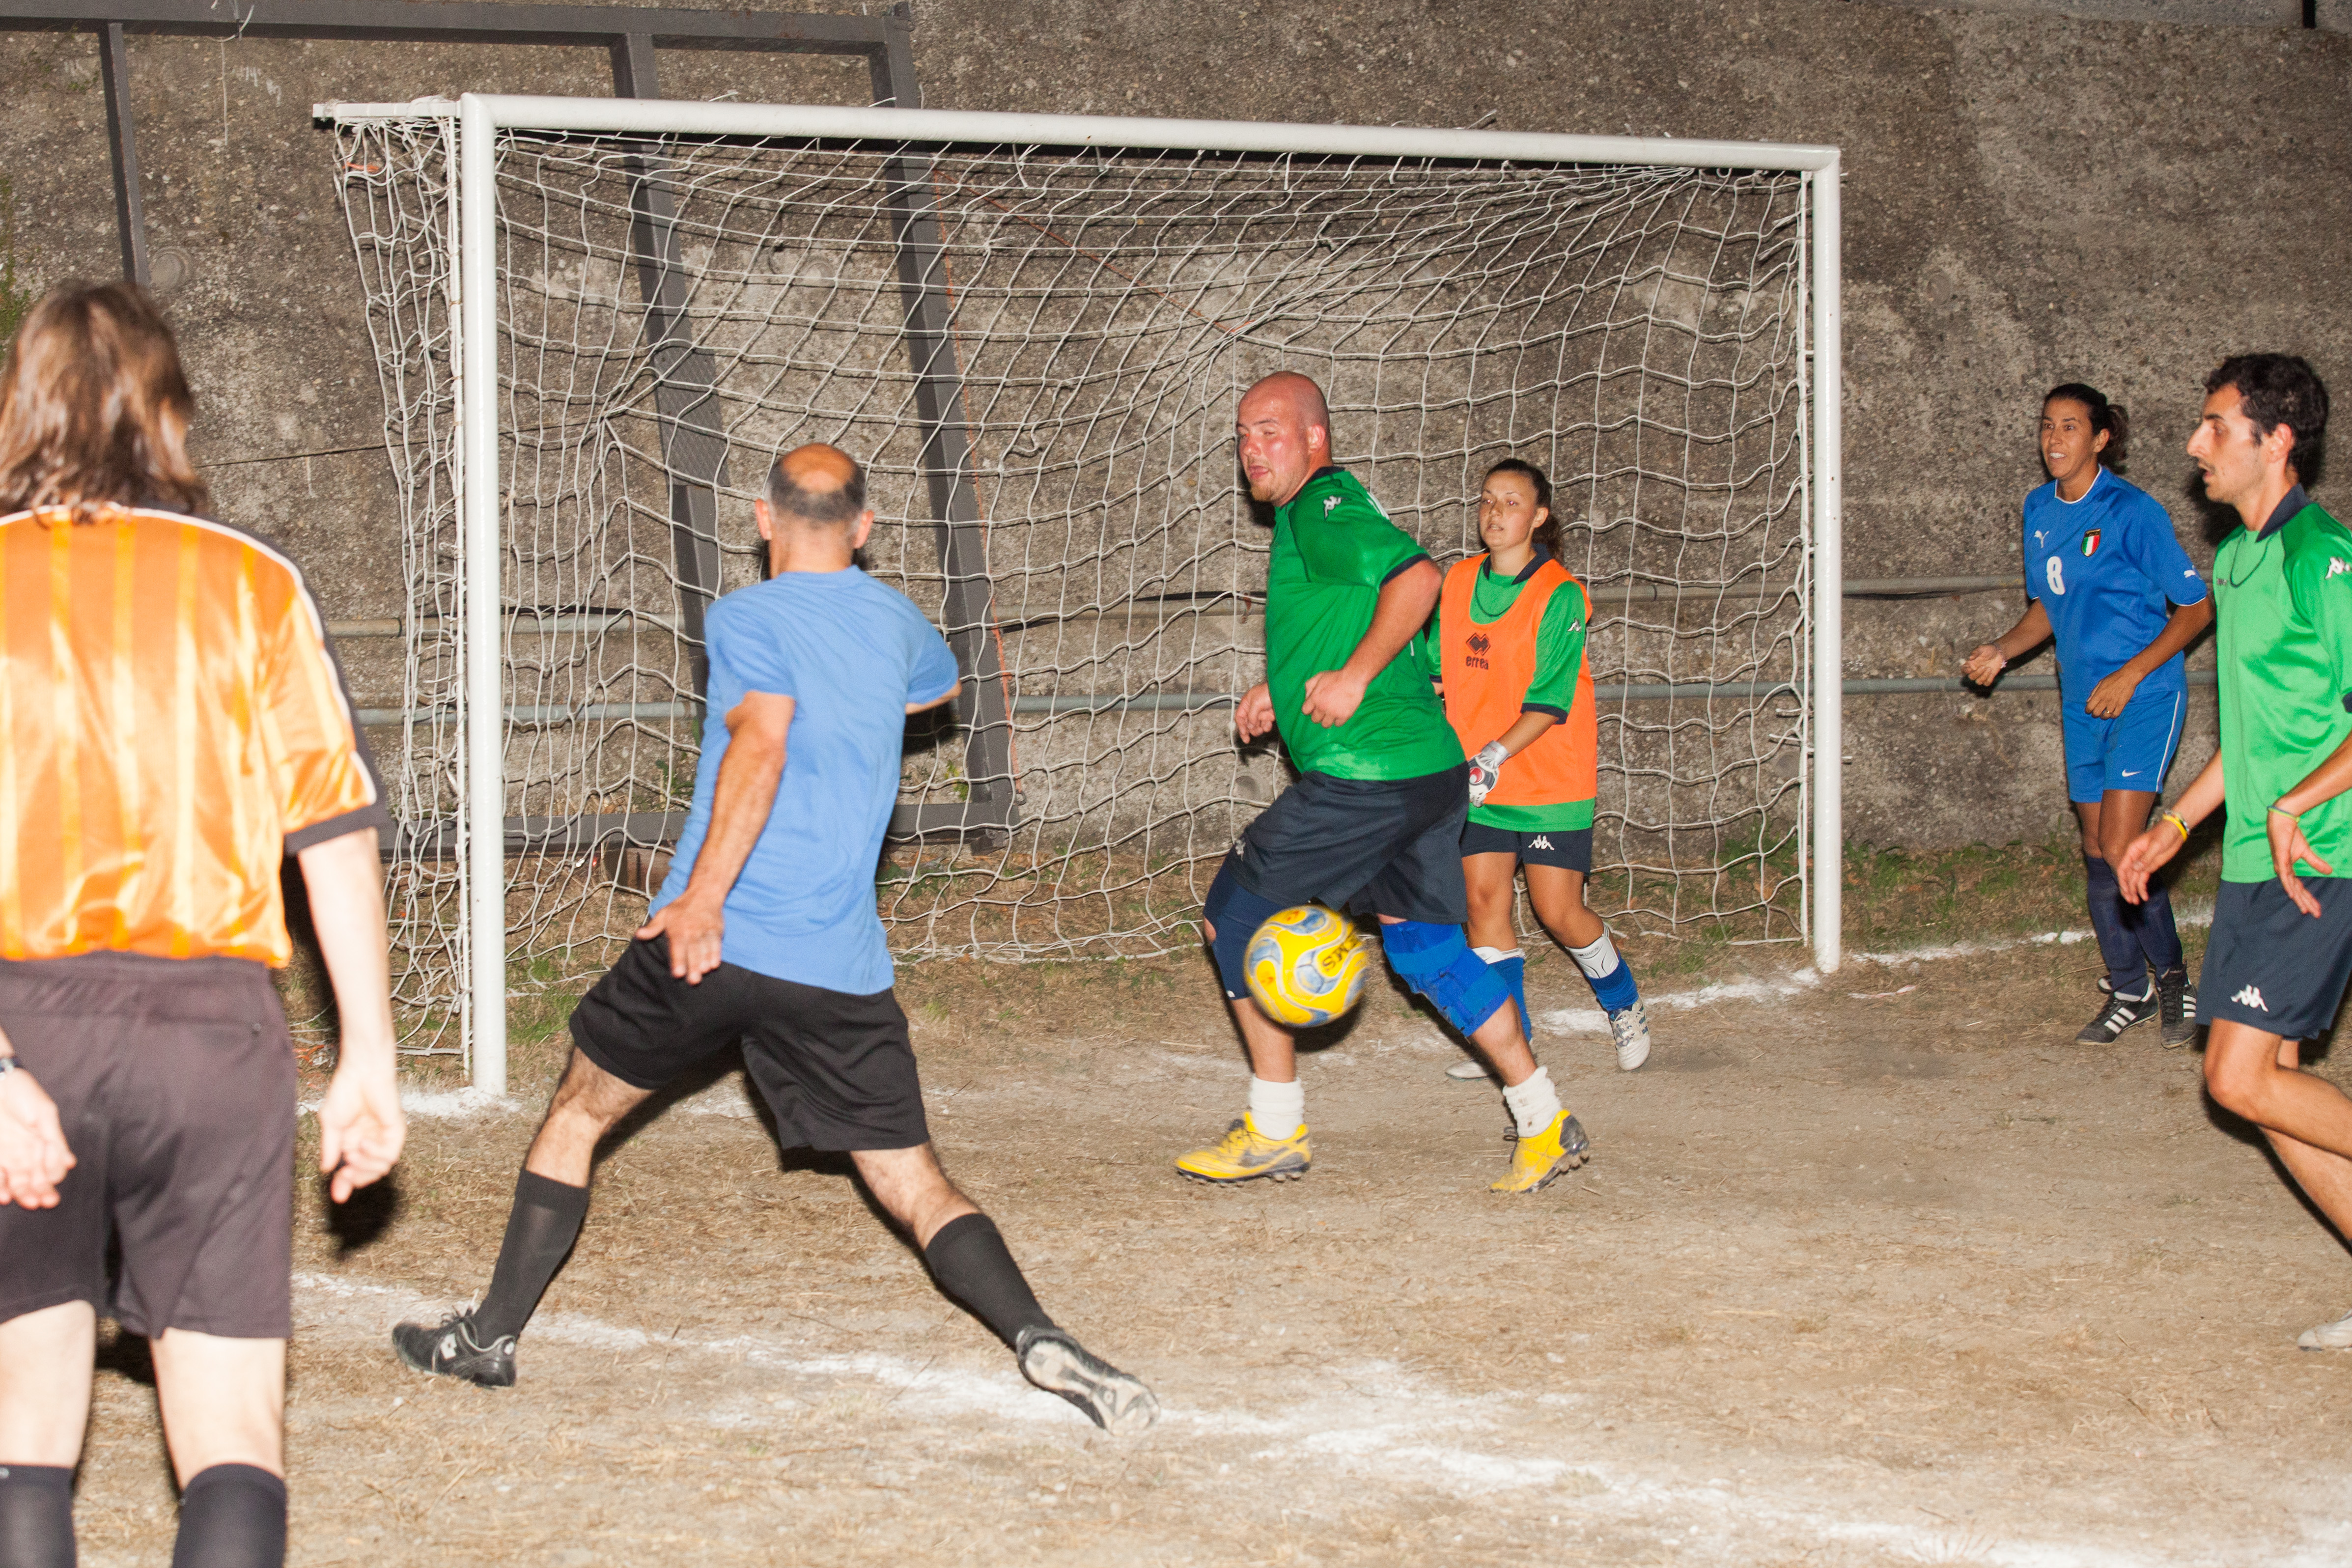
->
[0, 281, 206, 523]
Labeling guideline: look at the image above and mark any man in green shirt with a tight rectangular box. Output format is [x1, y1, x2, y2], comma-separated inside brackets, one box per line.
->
[1180, 373, 1591, 1194]
[2118, 353, 2352, 1350]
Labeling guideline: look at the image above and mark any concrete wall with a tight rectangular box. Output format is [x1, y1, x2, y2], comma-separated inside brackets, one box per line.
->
[0, 0, 2344, 851]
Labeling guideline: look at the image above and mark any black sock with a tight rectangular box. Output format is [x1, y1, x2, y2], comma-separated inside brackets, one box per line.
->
[2082, 855, 2148, 997]
[170, 1464, 283, 1568]
[923, 1213, 1056, 1348]
[0, 1463, 75, 1568]
[474, 1169, 591, 1343]
[2137, 875, 2186, 977]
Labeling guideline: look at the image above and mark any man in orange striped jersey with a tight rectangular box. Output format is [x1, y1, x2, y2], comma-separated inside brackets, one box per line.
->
[0, 283, 404, 1568]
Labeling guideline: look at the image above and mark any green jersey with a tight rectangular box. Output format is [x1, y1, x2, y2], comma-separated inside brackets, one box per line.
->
[1412, 551, 1594, 831]
[2212, 489, 2352, 882]
[1265, 467, 1463, 781]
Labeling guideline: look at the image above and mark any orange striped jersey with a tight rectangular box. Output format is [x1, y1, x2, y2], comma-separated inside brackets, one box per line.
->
[0, 504, 386, 966]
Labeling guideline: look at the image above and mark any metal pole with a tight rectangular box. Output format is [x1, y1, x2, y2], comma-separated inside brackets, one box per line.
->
[610, 33, 728, 700]
[97, 22, 148, 285]
[1810, 157, 1843, 976]
[459, 94, 506, 1095]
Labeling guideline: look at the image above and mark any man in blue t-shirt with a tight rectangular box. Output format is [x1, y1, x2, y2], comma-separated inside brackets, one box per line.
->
[391, 446, 1155, 1434]
[1966, 385, 2213, 1046]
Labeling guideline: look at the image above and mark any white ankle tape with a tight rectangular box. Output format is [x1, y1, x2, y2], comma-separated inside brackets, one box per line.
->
[1501, 1065, 1561, 1139]
[1248, 1076, 1304, 1141]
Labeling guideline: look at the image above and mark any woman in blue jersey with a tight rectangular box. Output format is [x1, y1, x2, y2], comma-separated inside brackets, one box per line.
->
[1963, 383, 2213, 1046]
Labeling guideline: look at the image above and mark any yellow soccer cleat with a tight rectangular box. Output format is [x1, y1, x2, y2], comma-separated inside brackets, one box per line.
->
[1176, 1115, 1312, 1184]
[1491, 1111, 1591, 1194]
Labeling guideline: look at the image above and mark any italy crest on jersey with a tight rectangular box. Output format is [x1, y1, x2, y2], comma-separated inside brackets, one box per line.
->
[2082, 529, 2101, 557]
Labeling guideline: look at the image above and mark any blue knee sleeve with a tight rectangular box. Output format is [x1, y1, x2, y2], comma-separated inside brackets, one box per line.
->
[1204, 859, 1282, 1001]
[1381, 920, 1512, 1037]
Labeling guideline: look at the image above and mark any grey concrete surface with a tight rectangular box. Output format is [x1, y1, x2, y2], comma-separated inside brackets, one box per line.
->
[0, 0, 2340, 853]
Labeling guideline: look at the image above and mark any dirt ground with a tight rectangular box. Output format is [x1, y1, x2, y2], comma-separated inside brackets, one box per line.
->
[59, 907, 2352, 1567]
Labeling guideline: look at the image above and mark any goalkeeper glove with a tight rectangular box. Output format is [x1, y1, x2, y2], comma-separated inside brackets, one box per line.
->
[1467, 740, 1509, 807]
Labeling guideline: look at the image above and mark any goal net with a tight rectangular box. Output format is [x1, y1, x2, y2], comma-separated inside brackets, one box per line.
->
[326, 99, 1835, 1070]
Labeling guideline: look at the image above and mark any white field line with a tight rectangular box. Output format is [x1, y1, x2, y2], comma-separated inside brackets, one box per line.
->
[293, 1270, 2212, 1567]
[1539, 903, 2213, 1035]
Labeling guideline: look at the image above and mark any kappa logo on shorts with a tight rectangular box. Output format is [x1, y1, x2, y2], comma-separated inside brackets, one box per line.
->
[1232, 836, 1247, 860]
[2232, 984, 2269, 1013]
[2330, 558, 2352, 579]
[1528, 835, 1554, 851]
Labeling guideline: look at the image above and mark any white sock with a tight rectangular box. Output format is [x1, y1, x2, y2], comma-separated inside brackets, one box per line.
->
[1501, 1065, 1562, 1139]
[1568, 933, 1621, 980]
[1249, 1076, 1305, 1141]
[1472, 945, 1523, 964]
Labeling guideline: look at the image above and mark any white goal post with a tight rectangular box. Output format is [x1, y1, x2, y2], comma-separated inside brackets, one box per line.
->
[321, 93, 1843, 1092]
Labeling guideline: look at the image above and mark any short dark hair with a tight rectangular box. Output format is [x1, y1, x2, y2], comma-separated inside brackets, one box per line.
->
[1483, 458, 1558, 559]
[2206, 354, 2329, 481]
[2043, 382, 2128, 472]
[766, 450, 866, 527]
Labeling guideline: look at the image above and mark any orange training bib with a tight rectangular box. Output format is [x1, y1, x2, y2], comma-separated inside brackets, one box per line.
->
[1437, 556, 1597, 808]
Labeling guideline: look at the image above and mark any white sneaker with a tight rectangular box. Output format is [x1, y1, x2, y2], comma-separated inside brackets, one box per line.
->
[1445, 1058, 1494, 1081]
[2297, 1308, 2352, 1350]
[1609, 1000, 1652, 1071]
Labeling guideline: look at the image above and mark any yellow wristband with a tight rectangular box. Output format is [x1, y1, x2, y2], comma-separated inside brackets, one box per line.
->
[2162, 811, 2190, 843]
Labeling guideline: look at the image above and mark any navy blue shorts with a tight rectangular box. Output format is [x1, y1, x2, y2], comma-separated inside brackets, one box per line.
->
[1226, 765, 1470, 924]
[1459, 819, 1593, 874]
[2061, 686, 2185, 804]
[2200, 877, 2352, 1041]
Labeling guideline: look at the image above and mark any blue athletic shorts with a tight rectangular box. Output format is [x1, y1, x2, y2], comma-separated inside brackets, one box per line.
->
[2061, 686, 2185, 804]
[2200, 877, 2352, 1041]
[1459, 819, 1593, 874]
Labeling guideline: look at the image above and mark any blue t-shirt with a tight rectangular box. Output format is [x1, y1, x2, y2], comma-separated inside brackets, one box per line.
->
[2020, 467, 2208, 709]
[650, 567, 959, 995]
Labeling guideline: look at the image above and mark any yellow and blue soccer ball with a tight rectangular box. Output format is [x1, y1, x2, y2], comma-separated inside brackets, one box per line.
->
[1244, 904, 1371, 1027]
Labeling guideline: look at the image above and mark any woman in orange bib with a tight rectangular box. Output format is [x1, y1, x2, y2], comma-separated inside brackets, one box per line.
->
[1427, 460, 1651, 1073]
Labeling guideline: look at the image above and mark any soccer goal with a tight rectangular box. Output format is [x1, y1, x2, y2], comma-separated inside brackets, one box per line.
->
[320, 94, 1843, 1091]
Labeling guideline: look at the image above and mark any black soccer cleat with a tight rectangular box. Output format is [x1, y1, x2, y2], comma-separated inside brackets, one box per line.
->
[2076, 982, 2156, 1045]
[1016, 1327, 1158, 1435]
[2157, 968, 2199, 1050]
[392, 1308, 517, 1388]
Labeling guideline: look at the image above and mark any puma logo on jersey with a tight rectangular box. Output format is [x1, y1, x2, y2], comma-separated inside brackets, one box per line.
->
[2232, 984, 2269, 1013]
[1528, 836, 1555, 851]
[2329, 558, 2352, 579]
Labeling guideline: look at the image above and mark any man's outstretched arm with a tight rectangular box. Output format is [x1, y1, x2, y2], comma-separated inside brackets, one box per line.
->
[638, 691, 795, 983]
[1302, 558, 1443, 728]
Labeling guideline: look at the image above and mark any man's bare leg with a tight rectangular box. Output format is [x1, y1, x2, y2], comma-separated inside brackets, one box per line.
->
[849, 1143, 1157, 1432]
[393, 1047, 653, 1384]
[150, 1329, 289, 1567]
[2205, 1023, 2352, 1348]
[0, 1300, 94, 1466]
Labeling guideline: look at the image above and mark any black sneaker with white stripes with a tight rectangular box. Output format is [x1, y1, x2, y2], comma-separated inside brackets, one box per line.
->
[2076, 982, 2156, 1044]
[392, 1308, 517, 1388]
[2156, 967, 2198, 1049]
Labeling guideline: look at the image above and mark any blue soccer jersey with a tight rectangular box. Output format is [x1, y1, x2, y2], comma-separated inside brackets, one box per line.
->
[650, 566, 960, 995]
[2020, 467, 2208, 709]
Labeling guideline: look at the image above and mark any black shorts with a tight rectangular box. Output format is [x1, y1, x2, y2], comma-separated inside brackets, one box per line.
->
[0, 954, 296, 1339]
[2200, 877, 2352, 1041]
[1227, 765, 1470, 924]
[1459, 820, 1594, 874]
[570, 937, 931, 1151]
